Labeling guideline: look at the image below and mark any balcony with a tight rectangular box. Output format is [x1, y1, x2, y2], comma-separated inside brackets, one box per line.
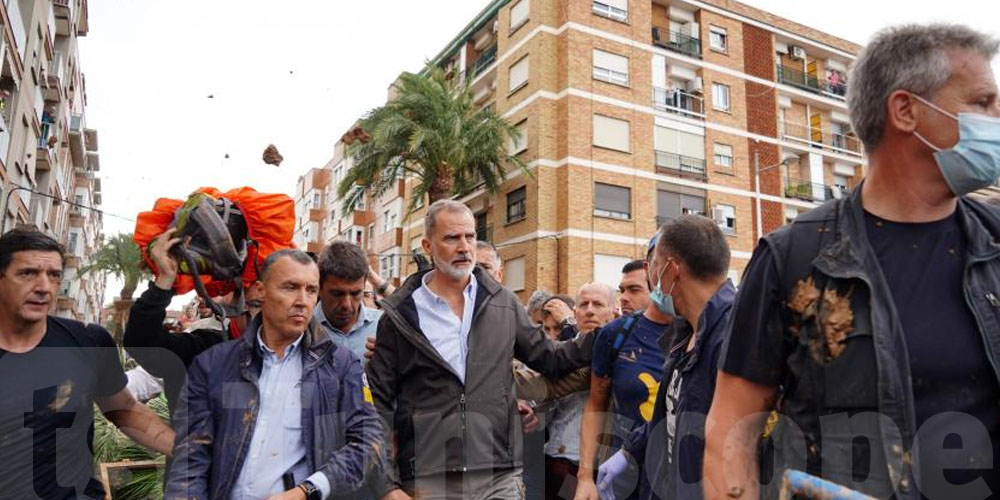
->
[652, 27, 701, 59]
[777, 65, 849, 101]
[780, 121, 862, 156]
[69, 114, 86, 168]
[655, 150, 707, 180]
[473, 43, 497, 78]
[309, 208, 325, 222]
[85, 128, 98, 152]
[36, 144, 53, 171]
[785, 179, 834, 202]
[653, 87, 704, 118]
[45, 52, 65, 101]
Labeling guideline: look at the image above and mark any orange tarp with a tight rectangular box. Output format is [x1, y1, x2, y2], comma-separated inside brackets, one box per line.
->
[133, 186, 295, 297]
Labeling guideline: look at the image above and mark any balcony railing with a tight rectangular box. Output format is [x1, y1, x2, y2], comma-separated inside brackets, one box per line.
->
[785, 179, 834, 202]
[655, 150, 707, 179]
[777, 65, 849, 101]
[652, 27, 701, 59]
[779, 121, 862, 155]
[473, 44, 497, 77]
[776, 65, 821, 92]
[653, 87, 704, 118]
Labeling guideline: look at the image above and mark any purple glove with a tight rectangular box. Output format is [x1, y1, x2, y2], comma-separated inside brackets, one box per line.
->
[597, 450, 629, 500]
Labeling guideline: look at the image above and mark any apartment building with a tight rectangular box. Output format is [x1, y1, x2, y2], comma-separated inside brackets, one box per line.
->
[317, 0, 866, 300]
[0, 0, 104, 322]
[293, 167, 333, 254]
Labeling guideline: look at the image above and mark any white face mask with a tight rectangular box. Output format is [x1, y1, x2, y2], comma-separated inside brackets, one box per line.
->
[912, 94, 1000, 196]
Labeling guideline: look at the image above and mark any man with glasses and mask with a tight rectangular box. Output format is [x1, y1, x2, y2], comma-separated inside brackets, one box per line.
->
[703, 24, 1000, 500]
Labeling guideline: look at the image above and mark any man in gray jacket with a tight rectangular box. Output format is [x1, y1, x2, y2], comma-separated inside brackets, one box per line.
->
[369, 200, 595, 500]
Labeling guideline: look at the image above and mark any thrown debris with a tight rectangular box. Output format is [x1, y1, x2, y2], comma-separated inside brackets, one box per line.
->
[262, 144, 283, 166]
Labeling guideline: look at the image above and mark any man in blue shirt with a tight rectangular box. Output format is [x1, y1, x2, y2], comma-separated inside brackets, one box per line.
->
[315, 241, 382, 362]
[167, 249, 382, 500]
[576, 237, 673, 500]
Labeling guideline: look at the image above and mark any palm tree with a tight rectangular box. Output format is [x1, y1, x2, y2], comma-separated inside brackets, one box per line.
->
[93, 395, 169, 500]
[77, 233, 150, 301]
[338, 65, 528, 215]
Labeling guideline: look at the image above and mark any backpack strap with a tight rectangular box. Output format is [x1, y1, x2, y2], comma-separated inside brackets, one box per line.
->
[607, 311, 643, 367]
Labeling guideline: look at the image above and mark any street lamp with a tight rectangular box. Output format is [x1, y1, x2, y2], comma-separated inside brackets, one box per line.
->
[754, 150, 799, 240]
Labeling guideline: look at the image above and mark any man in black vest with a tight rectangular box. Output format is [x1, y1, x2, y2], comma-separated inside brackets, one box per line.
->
[704, 24, 1000, 500]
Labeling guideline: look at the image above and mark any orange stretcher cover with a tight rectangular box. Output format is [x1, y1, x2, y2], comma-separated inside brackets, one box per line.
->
[133, 186, 295, 296]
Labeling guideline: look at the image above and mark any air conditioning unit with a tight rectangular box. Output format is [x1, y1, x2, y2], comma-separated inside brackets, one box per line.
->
[688, 77, 703, 93]
[789, 46, 806, 60]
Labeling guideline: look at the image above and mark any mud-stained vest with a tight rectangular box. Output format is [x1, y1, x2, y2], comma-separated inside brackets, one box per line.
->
[759, 188, 1000, 500]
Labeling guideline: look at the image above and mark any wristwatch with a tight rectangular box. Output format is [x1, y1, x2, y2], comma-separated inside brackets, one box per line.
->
[560, 316, 577, 329]
[375, 281, 390, 295]
[298, 480, 321, 500]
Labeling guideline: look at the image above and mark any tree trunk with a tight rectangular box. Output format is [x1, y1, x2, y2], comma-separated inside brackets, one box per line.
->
[427, 161, 454, 203]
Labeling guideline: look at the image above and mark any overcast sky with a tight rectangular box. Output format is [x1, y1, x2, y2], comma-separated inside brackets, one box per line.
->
[81, 0, 999, 306]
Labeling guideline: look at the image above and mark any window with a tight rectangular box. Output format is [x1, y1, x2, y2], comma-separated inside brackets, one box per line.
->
[657, 190, 705, 225]
[594, 183, 631, 220]
[712, 83, 730, 111]
[356, 230, 363, 245]
[593, 114, 630, 152]
[382, 210, 391, 232]
[389, 212, 398, 231]
[713, 143, 733, 172]
[507, 186, 526, 223]
[510, 0, 529, 33]
[592, 49, 629, 86]
[592, 0, 627, 21]
[313, 192, 321, 208]
[715, 204, 736, 235]
[356, 197, 366, 211]
[509, 55, 530, 93]
[506, 257, 526, 291]
[67, 232, 78, 254]
[509, 119, 528, 154]
[709, 26, 728, 52]
[368, 224, 375, 249]
[330, 208, 337, 220]
[594, 254, 631, 289]
[60, 279, 71, 296]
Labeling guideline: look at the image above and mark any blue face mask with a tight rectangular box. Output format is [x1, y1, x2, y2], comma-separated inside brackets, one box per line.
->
[648, 260, 677, 317]
[913, 94, 1000, 196]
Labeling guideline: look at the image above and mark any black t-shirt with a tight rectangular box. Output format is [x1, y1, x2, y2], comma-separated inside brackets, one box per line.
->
[864, 211, 999, 497]
[0, 317, 128, 500]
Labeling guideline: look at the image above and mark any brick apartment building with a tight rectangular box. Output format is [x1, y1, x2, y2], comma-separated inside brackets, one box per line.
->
[0, 0, 105, 322]
[303, 0, 866, 302]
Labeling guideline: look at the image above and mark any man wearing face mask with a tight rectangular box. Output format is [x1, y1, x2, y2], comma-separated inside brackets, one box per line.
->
[703, 24, 1000, 500]
[592, 216, 735, 500]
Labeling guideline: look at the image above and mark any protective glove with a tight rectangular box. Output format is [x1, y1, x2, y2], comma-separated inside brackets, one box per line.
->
[597, 450, 629, 500]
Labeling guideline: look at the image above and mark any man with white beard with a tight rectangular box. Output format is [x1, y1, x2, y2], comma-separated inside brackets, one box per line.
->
[368, 200, 595, 500]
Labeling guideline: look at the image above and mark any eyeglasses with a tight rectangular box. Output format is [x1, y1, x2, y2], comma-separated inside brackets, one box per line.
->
[363, 291, 374, 298]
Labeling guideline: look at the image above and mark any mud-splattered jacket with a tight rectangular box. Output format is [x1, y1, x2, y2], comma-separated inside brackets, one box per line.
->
[733, 187, 1000, 500]
[164, 314, 383, 500]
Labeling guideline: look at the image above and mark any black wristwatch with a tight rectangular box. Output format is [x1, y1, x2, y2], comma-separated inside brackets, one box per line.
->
[376, 281, 390, 295]
[298, 480, 321, 500]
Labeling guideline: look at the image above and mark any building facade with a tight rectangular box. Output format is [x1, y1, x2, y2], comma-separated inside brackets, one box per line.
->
[0, 0, 104, 322]
[310, 0, 866, 301]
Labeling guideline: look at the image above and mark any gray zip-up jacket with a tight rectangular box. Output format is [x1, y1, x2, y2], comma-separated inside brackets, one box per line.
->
[366, 266, 594, 491]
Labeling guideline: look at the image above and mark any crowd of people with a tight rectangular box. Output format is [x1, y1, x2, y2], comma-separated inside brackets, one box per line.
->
[1, 22, 1000, 500]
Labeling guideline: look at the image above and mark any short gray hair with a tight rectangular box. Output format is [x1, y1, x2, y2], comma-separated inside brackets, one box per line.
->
[476, 240, 502, 268]
[424, 199, 474, 239]
[576, 282, 616, 306]
[848, 23, 999, 151]
[527, 290, 553, 315]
